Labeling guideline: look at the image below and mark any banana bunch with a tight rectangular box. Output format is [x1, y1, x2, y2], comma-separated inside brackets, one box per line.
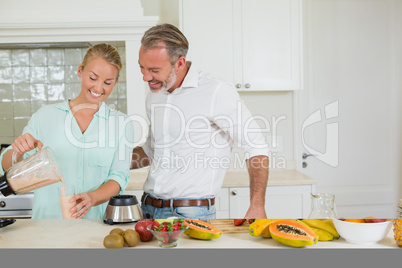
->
[301, 219, 340, 241]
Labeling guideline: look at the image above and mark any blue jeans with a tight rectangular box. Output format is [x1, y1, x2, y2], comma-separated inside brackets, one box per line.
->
[141, 193, 216, 219]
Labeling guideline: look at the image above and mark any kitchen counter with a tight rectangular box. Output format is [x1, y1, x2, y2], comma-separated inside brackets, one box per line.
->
[0, 219, 398, 249]
[126, 169, 316, 191]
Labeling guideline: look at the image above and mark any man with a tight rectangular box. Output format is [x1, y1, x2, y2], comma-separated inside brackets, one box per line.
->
[131, 23, 269, 219]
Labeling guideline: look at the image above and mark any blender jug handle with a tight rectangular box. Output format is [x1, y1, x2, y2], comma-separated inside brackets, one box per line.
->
[0, 172, 15, 197]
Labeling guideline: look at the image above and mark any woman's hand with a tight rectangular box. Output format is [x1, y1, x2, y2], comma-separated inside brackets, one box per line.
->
[1, 133, 44, 170]
[12, 133, 43, 157]
[70, 192, 93, 219]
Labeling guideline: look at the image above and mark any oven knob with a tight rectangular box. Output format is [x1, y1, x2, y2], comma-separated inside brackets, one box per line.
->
[0, 201, 5, 208]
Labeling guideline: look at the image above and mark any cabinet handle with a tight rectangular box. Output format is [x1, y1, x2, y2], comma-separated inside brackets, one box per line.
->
[231, 190, 238, 196]
[244, 84, 250, 89]
[235, 84, 242, 89]
[0, 201, 6, 208]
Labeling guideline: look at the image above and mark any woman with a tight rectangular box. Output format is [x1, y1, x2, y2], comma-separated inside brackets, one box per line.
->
[0, 43, 134, 219]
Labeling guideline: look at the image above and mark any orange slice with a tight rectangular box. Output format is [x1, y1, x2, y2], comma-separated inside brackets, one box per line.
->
[344, 219, 366, 223]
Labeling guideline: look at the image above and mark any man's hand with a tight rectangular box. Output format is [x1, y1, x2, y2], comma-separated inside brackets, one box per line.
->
[244, 205, 267, 219]
[131, 147, 150, 169]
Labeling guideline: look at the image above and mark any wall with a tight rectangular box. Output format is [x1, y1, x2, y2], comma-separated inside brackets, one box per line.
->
[397, 0, 402, 201]
[141, 0, 179, 26]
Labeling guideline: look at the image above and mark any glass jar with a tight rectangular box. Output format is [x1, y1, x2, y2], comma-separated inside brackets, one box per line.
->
[308, 193, 337, 219]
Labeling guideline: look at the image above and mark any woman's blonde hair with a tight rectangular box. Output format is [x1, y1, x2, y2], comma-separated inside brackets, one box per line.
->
[80, 43, 123, 82]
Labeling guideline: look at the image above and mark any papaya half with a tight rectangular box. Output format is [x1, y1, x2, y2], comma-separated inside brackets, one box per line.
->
[269, 219, 319, 247]
[183, 219, 222, 240]
[249, 219, 284, 238]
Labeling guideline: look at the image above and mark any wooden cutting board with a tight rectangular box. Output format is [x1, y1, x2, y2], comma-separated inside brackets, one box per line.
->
[210, 219, 250, 233]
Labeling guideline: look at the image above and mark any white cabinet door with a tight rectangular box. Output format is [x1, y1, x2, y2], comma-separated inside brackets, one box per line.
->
[241, 0, 301, 91]
[215, 188, 230, 218]
[180, 0, 235, 84]
[228, 185, 313, 218]
[297, 0, 398, 218]
[180, 0, 302, 91]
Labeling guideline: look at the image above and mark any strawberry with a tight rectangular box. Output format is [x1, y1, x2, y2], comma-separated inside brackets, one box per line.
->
[170, 231, 181, 241]
[151, 220, 160, 230]
[163, 236, 170, 244]
[234, 219, 246, 226]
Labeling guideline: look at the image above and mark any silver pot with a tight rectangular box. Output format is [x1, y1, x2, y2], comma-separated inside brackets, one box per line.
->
[103, 195, 143, 225]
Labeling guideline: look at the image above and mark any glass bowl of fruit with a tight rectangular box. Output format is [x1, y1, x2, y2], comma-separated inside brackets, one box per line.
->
[147, 219, 188, 248]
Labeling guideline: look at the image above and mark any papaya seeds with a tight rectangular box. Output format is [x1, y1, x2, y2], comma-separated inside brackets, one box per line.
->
[123, 229, 140, 247]
[103, 234, 124, 248]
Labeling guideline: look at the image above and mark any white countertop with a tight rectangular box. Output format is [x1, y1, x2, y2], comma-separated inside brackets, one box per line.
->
[0, 219, 398, 249]
[127, 168, 316, 191]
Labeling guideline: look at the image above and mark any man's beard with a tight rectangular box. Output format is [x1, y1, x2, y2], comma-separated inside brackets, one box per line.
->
[156, 68, 177, 93]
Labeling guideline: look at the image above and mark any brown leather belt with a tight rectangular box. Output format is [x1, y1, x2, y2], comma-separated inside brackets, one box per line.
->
[141, 193, 215, 208]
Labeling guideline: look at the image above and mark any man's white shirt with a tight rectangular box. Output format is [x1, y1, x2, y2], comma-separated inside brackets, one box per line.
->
[141, 62, 269, 199]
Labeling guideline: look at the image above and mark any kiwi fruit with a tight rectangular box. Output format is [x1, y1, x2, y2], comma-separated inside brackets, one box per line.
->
[109, 228, 125, 236]
[103, 234, 124, 248]
[123, 229, 140, 247]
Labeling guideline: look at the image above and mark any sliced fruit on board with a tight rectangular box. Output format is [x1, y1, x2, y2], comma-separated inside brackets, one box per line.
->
[269, 219, 319, 247]
[183, 219, 222, 240]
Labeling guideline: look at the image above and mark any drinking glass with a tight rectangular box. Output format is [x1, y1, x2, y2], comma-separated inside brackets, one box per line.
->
[58, 185, 76, 219]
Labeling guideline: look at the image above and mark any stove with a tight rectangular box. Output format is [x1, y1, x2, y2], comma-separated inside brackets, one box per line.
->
[0, 192, 33, 218]
[1, 144, 33, 218]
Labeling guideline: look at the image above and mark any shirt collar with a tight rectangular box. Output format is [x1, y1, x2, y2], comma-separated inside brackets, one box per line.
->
[55, 100, 109, 119]
[167, 61, 198, 95]
[180, 61, 198, 89]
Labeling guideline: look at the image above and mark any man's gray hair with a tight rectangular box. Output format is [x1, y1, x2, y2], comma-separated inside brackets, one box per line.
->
[141, 23, 189, 65]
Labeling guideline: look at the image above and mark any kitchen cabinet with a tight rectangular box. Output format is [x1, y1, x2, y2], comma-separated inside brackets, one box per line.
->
[125, 184, 313, 219]
[124, 169, 316, 219]
[224, 185, 313, 219]
[180, 0, 302, 91]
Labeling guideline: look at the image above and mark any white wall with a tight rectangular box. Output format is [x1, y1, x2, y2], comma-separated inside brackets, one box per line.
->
[396, 0, 402, 200]
[140, 0, 180, 26]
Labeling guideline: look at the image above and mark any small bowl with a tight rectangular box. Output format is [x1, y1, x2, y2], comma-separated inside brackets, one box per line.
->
[332, 218, 393, 245]
[147, 225, 188, 248]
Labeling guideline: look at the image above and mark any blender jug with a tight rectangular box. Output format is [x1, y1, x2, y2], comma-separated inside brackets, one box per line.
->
[0, 147, 63, 196]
